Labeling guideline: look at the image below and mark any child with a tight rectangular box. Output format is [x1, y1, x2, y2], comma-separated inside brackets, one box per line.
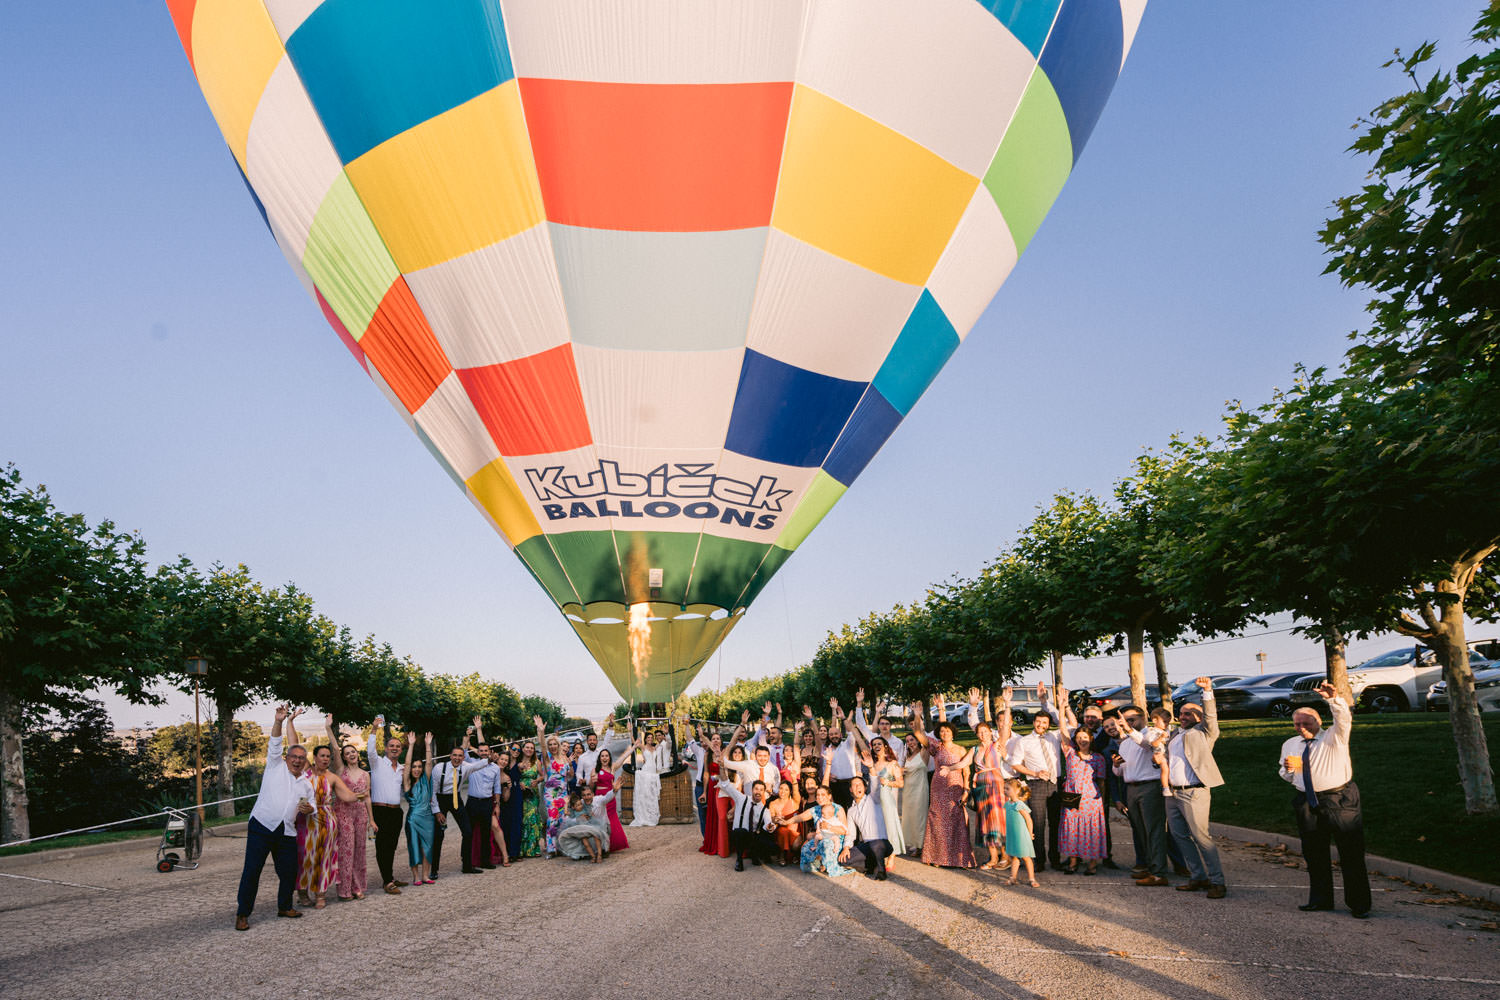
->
[1148, 707, 1175, 798]
[1003, 778, 1037, 887]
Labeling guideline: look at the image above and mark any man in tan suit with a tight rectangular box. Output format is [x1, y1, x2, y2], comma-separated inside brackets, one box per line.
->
[1166, 676, 1226, 898]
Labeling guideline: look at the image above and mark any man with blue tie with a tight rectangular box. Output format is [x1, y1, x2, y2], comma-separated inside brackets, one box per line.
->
[1279, 681, 1371, 919]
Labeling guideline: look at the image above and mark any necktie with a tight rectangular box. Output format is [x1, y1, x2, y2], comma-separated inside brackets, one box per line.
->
[1301, 739, 1318, 809]
[451, 764, 460, 809]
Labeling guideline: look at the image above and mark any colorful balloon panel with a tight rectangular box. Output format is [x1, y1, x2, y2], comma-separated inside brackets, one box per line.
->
[169, 0, 1147, 702]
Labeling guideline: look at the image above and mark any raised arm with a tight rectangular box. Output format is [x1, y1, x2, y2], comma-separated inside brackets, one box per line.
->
[327, 771, 359, 804]
[324, 714, 341, 773]
[286, 707, 304, 748]
[995, 687, 1015, 743]
[534, 715, 549, 765]
[472, 714, 486, 748]
[402, 731, 417, 791]
[853, 688, 875, 742]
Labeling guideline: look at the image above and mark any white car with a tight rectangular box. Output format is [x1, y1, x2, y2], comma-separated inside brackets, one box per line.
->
[1427, 661, 1500, 712]
[1291, 641, 1495, 713]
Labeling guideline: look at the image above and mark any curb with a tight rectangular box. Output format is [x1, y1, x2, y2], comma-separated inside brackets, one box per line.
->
[1209, 820, 1500, 904]
[0, 822, 249, 867]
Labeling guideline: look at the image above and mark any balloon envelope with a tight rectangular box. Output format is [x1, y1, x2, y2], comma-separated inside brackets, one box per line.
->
[168, 0, 1146, 702]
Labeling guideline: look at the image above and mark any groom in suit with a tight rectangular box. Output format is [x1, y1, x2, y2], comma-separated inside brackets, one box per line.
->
[1166, 677, 1227, 898]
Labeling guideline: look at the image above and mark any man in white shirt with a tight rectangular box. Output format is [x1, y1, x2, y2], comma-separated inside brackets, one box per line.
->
[1279, 682, 1370, 918]
[236, 705, 313, 930]
[842, 775, 893, 880]
[854, 689, 907, 765]
[720, 778, 778, 870]
[578, 718, 630, 788]
[429, 735, 491, 878]
[366, 716, 408, 894]
[1115, 707, 1171, 885]
[1009, 690, 1062, 870]
[1166, 679, 1227, 898]
[826, 699, 863, 808]
[724, 744, 781, 797]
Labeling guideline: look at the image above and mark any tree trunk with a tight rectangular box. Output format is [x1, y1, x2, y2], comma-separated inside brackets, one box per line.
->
[0, 686, 29, 844]
[1321, 626, 1352, 705]
[1151, 638, 1171, 716]
[1127, 624, 1147, 711]
[1438, 590, 1498, 814]
[1050, 650, 1065, 698]
[217, 697, 237, 819]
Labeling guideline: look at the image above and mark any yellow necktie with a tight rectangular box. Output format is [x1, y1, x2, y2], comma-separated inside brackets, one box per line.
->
[452, 764, 459, 809]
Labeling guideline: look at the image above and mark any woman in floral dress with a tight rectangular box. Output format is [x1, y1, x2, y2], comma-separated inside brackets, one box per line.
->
[329, 721, 375, 900]
[297, 745, 344, 907]
[787, 785, 854, 877]
[516, 738, 544, 858]
[912, 702, 975, 868]
[1058, 722, 1107, 874]
[537, 716, 572, 857]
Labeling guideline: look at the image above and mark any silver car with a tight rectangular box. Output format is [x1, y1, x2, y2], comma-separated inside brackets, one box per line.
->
[1426, 660, 1500, 712]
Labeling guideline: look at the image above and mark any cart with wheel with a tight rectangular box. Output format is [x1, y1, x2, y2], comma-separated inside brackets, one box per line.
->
[155, 808, 202, 872]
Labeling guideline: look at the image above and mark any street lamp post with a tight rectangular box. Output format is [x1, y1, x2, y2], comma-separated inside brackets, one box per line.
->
[185, 656, 211, 822]
[1256, 650, 1267, 675]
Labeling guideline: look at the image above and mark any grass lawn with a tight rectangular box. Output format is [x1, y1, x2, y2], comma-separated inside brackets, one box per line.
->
[0, 811, 245, 858]
[1211, 714, 1500, 886]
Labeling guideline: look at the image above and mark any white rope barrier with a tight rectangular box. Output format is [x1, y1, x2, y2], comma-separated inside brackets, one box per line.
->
[0, 792, 258, 849]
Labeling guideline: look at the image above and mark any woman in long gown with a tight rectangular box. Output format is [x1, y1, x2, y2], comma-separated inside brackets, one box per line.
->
[788, 785, 854, 877]
[331, 735, 374, 900]
[557, 787, 615, 862]
[536, 717, 571, 857]
[498, 750, 524, 860]
[912, 703, 975, 868]
[487, 750, 512, 868]
[403, 733, 436, 885]
[628, 731, 668, 828]
[865, 736, 907, 859]
[592, 747, 630, 851]
[697, 731, 730, 858]
[517, 739, 544, 858]
[971, 723, 1008, 870]
[901, 733, 930, 856]
[1058, 720, 1107, 874]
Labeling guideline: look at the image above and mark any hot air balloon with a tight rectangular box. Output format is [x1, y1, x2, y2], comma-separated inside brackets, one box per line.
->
[166, 0, 1146, 704]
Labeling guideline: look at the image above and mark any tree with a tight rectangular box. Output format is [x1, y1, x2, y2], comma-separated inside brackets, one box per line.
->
[0, 466, 167, 842]
[22, 699, 155, 838]
[155, 561, 324, 817]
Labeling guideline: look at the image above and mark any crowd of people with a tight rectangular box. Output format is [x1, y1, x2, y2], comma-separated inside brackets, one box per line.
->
[235, 678, 1370, 929]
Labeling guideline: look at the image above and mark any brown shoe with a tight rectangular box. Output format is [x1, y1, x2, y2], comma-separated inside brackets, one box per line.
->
[277, 908, 303, 919]
[1176, 880, 1210, 892]
[234, 915, 250, 931]
[1206, 884, 1227, 899]
[383, 882, 402, 895]
[1135, 875, 1170, 887]
[393, 879, 410, 887]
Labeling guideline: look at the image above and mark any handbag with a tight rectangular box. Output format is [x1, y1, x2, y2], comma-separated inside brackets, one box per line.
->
[1059, 789, 1082, 810]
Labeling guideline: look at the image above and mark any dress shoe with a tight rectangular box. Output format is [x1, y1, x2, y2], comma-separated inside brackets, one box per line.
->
[1350, 910, 1371, 919]
[393, 879, 410, 886]
[1176, 880, 1210, 892]
[1135, 875, 1169, 887]
[1298, 902, 1333, 912]
[1206, 884, 1227, 899]
[734, 859, 745, 872]
[277, 908, 303, 919]
[383, 882, 402, 895]
[234, 915, 250, 931]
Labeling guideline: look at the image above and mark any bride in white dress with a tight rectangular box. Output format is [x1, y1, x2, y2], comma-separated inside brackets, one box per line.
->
[627, 730, 671, 827]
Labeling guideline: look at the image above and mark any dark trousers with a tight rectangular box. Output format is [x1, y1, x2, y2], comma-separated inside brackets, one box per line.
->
[371, 804, 403, 886]
[1026, 780, 1058, 867]
[829, 778, 853, 810]
[237, 817, 297, 918]
[855, 838, 893, 876]
[466, 797, 495, 867]
[1125, 781, 1169, 876]
[730, 828, 774, 865]
[430, 796, 472, 875]
[695, 783, 707, 835]
[1294, 781, 1371, 914]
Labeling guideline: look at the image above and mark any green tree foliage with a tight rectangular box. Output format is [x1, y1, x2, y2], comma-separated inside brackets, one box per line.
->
[0, 465, 167, 841]
[22, 700, 155, 838]
[148, 719, 266, 777]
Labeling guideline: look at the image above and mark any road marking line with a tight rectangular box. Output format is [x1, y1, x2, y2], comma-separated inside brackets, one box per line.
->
[793, 914, 830, 948]
[0, 872, 113, 892]
[998, 946, 1500, 984]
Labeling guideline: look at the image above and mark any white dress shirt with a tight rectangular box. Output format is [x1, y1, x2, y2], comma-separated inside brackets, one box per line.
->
[1279, 697, 1354, 792]
[249, 734, 313, 835]
[1167, 733, 1201, 787]
[1119, 726, 1167, 783]
[828, 735, 863, 781]
[725, 758, 781, 795]
[1010, 731, 1061, 781]
[854, 706, 907, 765]
[743, 725, 787, 770]
[845, 792, 887, 843]
[717, 782, 778, 833]
[367, 734, 404, 806]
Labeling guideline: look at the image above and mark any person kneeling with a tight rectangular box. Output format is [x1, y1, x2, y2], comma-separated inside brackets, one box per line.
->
[556, 787, 614, 863]
[721, 778, 778, 871]
[844, 776, 894, 880]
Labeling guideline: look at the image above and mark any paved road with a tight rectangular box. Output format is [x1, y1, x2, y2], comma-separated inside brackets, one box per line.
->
[0, 817, 1496, 999]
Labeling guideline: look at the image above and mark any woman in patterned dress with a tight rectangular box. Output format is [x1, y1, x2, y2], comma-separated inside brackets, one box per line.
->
[788, 785, 855, 877]
[591, 747, 630, 852]
[328, 717, 375, 900]
[911, 701, 976, 869]
[516, 738, 544, 858]
[536, 716, 576, 857]
[971, 722, 1007, 869]
[1058, 714, 1107, 874]
[289, 733, 359, 908]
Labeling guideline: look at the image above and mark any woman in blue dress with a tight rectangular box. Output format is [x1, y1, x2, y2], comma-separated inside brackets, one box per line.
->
[786, 785, 855, 877]
[403, 732, 436, 885]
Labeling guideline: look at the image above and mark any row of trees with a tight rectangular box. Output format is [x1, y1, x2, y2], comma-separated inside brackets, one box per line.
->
[675, 7, 1500, 814]
[0, 465, 574, 840]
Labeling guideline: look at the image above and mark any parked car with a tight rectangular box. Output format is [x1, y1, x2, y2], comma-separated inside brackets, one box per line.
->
[1089, 684, 1165, 713]
[1291, 641, 1496, 714]
[1170, 676, 1245, 714]
[930, 686, 1050, 726]
[1427, 660, 1500, 712]
[1211, 672, 1322, 718]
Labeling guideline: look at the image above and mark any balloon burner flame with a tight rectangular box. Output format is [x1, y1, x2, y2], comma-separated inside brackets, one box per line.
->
[628, 602, 652, 682]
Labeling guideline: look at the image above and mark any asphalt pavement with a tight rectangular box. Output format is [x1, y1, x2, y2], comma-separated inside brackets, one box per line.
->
[0, 815, 1496, 999]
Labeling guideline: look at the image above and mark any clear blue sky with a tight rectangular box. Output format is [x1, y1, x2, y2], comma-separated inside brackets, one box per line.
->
[1, 2, 1486, 729]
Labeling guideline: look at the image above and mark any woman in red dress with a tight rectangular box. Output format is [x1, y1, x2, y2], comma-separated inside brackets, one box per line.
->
[697, 730, 730, 857]
[592, 747, 629, 852]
